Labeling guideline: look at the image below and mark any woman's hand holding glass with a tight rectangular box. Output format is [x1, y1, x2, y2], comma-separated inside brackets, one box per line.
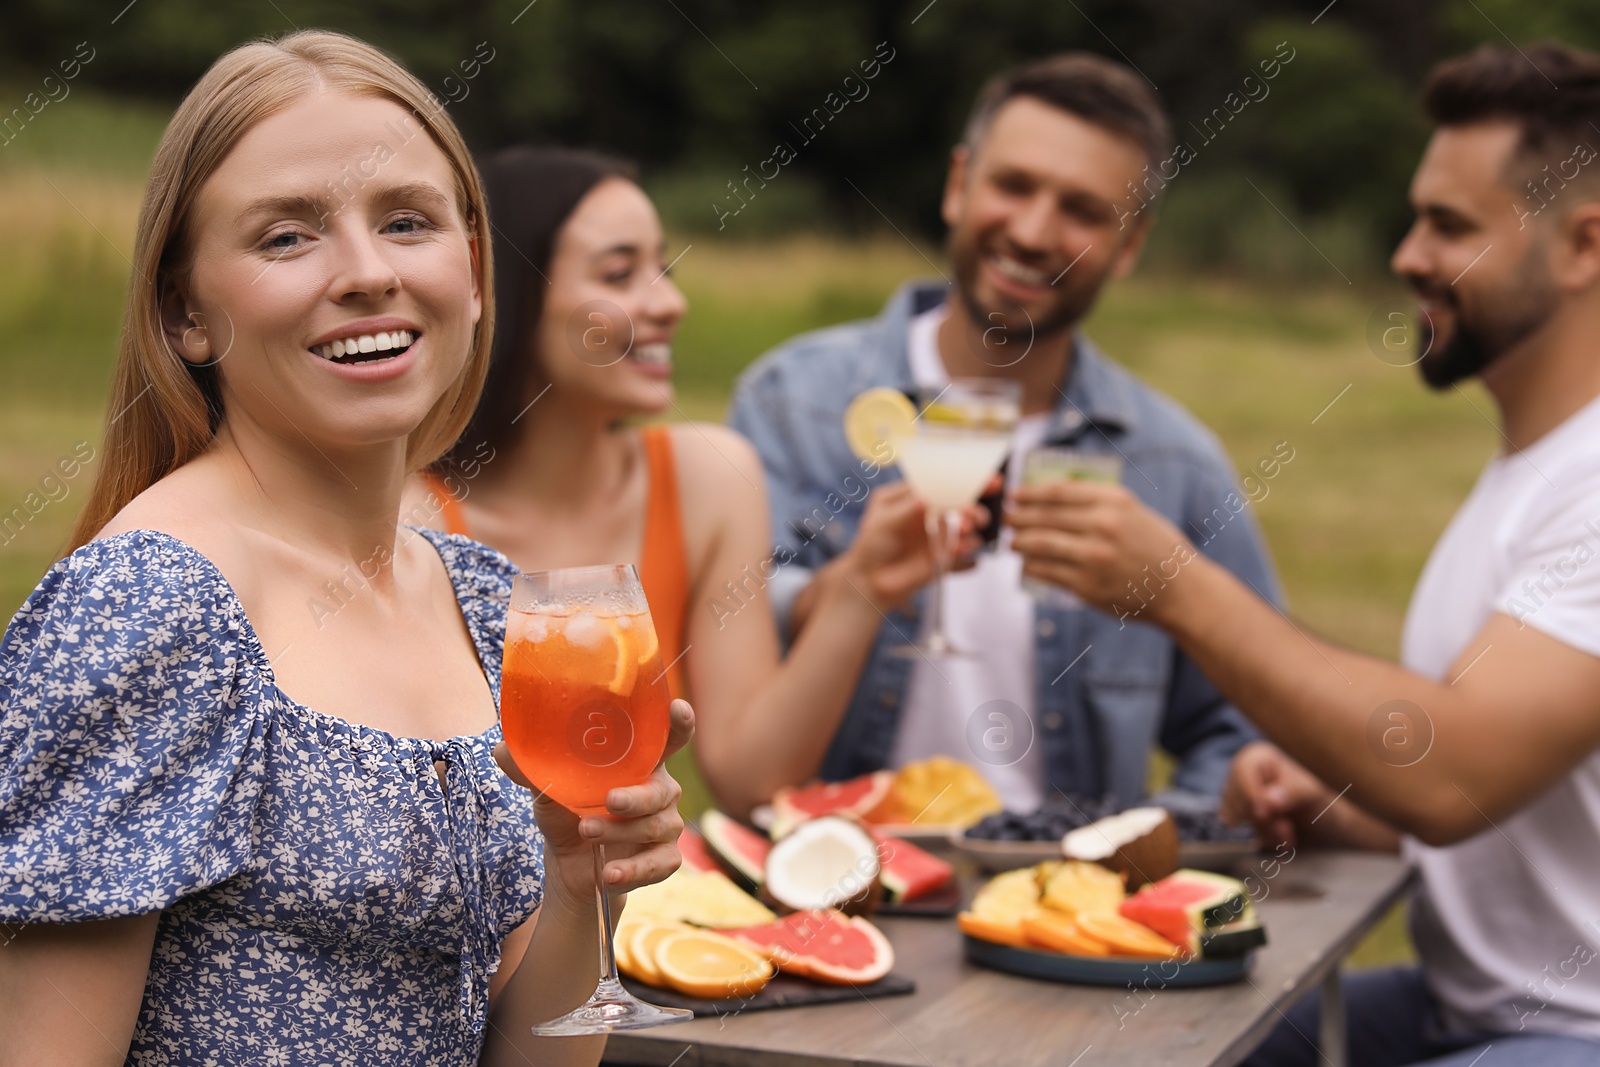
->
[494, 697, 693, 905]
[837, 483, 988, 613]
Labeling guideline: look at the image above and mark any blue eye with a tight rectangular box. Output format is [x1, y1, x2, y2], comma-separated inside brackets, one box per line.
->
[262, 232, 302, 253]
[386, 213, 435, 235]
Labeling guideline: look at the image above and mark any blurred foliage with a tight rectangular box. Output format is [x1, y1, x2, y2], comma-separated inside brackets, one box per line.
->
[5, 0, 1600, 279]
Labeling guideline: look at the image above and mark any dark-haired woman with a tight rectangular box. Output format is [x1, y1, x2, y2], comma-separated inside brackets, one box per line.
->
[409, 148, 970, 818]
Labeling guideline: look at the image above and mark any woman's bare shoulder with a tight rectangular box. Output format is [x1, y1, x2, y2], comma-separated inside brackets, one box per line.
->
[664, 422, 765, 493]
[92, 462, 255, 588]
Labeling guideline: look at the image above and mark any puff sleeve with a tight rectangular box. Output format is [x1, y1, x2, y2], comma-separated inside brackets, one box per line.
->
[0, 532, 263, 922]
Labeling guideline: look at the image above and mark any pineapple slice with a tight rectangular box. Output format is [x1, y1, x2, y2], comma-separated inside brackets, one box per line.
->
[1040, 860, 1126, 919]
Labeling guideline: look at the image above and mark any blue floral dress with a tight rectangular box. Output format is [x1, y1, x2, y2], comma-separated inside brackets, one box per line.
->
[0, 528, 545, 1066]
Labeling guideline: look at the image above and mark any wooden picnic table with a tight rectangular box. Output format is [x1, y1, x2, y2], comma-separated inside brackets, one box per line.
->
[604, 849, 1413, 1067]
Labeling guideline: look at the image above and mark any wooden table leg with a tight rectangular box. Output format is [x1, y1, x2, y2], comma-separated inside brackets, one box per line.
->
[1318, 964, 1346, 1067]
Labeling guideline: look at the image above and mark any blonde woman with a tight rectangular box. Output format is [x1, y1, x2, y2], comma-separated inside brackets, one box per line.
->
[0, 31, 686, 1067]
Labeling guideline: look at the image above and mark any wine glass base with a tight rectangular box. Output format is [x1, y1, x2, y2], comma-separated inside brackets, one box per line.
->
[528, 986, 694, 1036]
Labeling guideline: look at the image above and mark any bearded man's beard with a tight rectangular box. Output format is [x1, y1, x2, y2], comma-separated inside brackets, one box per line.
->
[1414, 246, 1558, 389]
[947, 228, 1113, 358]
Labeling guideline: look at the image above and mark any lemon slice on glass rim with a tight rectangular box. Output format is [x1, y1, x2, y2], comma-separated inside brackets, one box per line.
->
[843, 387, 917, 463]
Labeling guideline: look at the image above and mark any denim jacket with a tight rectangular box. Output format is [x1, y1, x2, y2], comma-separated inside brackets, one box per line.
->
[728, 281, 1277, 808]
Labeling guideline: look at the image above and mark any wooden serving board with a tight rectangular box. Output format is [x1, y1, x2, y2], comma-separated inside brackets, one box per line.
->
[620, 971, 915, 1017]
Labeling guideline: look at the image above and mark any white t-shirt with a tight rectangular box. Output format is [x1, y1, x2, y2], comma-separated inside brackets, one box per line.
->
[887, 306, 1052, 812]
[1401, 391, 1600, 1040]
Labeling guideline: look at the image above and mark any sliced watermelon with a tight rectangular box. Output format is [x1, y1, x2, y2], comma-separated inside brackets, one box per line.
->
[770, 771, 893, 839]
[1201, 915, 1268, 958]
[699, 810, 772, 894]
[677, 826, 719, 874]
[1118, 869, 1258, 956]
[870, 830, 954, 903]
[723, 909, 894, 985]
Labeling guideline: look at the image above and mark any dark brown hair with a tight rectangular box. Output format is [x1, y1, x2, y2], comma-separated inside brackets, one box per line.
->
[961, 52, 1171, 168]
[1424, 41, 1600, 176]
[439, 145, 636, 469]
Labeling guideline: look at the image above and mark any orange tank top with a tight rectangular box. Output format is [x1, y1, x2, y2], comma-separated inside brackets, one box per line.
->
[421, 425, 691, 698]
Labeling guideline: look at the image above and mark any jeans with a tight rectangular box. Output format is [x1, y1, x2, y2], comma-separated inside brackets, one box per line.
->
[1242, 967, 1600, 1066]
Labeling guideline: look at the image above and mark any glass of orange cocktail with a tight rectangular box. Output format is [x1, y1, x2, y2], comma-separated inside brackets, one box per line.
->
[502, 564, 691, 1034]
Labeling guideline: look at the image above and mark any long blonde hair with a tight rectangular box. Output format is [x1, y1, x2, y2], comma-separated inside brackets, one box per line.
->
[67, 30, 494, 552]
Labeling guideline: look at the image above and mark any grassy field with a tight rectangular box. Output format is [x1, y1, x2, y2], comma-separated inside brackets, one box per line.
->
[0, 89, 1498, 968]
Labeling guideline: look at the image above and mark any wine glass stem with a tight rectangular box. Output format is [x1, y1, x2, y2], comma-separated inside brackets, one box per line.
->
[593, 842, 623, 989]
[925, 507, 956, 646]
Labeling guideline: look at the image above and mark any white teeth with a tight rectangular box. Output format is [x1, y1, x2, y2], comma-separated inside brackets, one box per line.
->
[992, 255, 1048, 286]
[312, 330, 416, 361]
[632, 342, 672, 366]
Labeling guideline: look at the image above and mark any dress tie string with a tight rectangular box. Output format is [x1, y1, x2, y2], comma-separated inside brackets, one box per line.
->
[437, 737, 499, 1029]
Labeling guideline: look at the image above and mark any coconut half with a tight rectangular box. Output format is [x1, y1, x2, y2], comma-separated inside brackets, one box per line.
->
[763, 816, 883, 916]
[1060, 807, 1179, 890]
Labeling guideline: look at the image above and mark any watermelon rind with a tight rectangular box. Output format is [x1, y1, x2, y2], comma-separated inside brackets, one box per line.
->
[700, 810, 772, 895]
[1201, 915, 1268, 958]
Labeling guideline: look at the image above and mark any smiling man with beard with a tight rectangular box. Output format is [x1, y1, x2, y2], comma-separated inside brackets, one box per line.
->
[723, 53, 1276, 821]
[1003, 41, 1600, 1066]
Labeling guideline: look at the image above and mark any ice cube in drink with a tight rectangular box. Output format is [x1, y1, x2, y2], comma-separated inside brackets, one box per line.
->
[500, 607, 671, 815]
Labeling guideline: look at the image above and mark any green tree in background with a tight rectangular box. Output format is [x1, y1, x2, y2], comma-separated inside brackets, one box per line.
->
[5, 0, 1599, 274]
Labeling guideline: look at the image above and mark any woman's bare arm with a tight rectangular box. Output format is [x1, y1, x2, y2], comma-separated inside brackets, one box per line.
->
[0, 914, 159, 1067]
[681, 426, 959, 818]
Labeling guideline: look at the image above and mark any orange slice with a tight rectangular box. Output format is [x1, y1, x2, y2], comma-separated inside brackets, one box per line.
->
[626, 920, 688, 986]
[958, 910, 1029, 948]
[843, 387, 917, 463]
[655, 929, 774, 1000]
[1021, 911, 1111, 957]
[1074, 911, 1185, 959]
[613, 916, 650, 980]
[629, 612, 661, 671]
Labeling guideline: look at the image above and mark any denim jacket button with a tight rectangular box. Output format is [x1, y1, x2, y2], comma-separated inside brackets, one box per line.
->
[1042, 712, 1064, 730]
[877, 689, 898, 709]
[1036, 618, 1057, 638]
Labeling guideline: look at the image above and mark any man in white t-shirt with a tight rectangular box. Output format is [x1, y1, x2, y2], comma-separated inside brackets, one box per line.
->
[1009, 42, 1600, 1065]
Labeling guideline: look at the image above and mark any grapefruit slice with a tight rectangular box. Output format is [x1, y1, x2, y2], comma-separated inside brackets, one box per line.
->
[724, 909, 894, 985]
[654, 929, 775, 1000]
[843, 387, 917, 464]
[770, 771, 894, 839]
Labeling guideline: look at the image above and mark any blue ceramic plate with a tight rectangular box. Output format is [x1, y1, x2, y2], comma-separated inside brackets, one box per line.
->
[963, 935, 1253, 987]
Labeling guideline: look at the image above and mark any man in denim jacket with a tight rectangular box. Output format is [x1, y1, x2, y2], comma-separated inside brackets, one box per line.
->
[728, 52, 1278, 813]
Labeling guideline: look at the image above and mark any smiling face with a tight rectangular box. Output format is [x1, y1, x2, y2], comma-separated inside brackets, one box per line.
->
[1391, 121, 1561, 389]
[532, 177, 687, 417]
[942, 96, 1151, 344]
[165, 90, 482, 455]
